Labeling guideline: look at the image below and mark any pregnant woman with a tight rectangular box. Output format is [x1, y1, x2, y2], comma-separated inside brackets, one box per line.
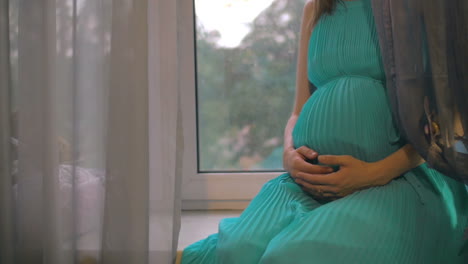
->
[182, 0, 468, 263]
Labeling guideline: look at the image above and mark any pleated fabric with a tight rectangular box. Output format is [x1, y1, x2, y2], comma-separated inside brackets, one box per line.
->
[182, 0, 468, 263]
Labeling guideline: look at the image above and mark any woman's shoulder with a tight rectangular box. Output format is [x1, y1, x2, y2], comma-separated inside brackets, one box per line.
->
[303, 0, 318, 32]
[304, 0, 317, 15]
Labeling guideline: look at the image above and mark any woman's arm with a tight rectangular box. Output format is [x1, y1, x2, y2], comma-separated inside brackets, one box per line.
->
[283, 1, 333, 182]
[366, 144, 425, 186]
[295, 144, 425, 199]
[284, 0, 315, 152]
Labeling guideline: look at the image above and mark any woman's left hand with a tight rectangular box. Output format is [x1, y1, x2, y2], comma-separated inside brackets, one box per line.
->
[294, 155, 389, 200]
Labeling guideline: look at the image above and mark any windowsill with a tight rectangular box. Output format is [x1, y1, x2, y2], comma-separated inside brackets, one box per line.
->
[178, 210, 242, 251]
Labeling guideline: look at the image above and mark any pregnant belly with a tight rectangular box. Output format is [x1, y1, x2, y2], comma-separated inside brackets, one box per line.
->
[292, 77, 403, 162]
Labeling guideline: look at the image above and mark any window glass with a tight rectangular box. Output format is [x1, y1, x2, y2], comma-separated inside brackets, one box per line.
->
[195, 0, 306, 171]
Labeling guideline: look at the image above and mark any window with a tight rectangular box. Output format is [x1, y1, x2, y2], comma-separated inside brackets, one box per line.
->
[181, 0, 306, 209]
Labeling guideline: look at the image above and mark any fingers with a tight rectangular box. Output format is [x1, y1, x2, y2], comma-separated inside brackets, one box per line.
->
[296, 146, 318, 160]
[296, 171, 336, 185]
[318, 155, 353, 166]
[293, 158, 334, 174]
[295, 178, 339, 198]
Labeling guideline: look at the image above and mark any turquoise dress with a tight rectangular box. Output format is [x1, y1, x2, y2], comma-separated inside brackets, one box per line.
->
[182, 1, 468, 263]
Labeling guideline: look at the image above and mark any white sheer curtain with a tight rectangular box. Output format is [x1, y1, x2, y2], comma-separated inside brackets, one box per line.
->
[0, 0, 182, 263]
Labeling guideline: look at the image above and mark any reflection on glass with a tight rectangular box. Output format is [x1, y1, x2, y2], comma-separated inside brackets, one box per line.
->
[195, 0, 306, 171]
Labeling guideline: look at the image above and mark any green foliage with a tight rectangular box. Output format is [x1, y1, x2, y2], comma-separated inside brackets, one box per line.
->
[197, 0, 307, 171]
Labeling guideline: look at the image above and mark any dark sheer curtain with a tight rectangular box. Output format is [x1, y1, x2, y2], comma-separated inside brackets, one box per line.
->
[0, 0, 14, 262]
[372, 0, 468, 183]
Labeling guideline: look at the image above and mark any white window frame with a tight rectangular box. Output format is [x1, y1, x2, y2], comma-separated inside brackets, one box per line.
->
[179, 0, 282, 210]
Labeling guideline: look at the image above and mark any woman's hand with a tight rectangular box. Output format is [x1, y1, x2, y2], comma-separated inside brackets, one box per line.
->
[294, 155, 384, 200]
[283, 146, 335, 197]
[295, 145, 425, 201]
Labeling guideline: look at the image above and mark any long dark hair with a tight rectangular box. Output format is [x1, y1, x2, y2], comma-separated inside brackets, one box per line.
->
[310, 0, 344, 28]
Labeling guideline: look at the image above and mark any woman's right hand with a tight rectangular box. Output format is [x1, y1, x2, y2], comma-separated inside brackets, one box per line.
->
[283, 146, 334, 196]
